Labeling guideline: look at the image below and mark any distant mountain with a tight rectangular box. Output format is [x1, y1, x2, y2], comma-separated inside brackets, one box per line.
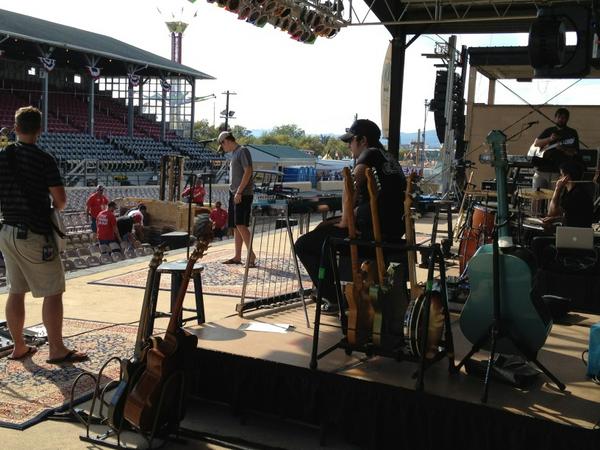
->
[400, 130, 440, 148]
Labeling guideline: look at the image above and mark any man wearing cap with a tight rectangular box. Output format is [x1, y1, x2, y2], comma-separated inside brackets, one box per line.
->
[86, 184, 109, 238]
[218, 131, 257, 266]
[295, 119, 407, 315]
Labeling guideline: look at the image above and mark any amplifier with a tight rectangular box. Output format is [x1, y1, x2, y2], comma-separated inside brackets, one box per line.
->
[579, 149, 599, 171]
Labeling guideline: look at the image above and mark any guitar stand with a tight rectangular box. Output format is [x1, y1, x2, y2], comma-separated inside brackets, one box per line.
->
[309, 238, 455, 392]
[453, 227, 565, 403]
[71, 357, 188, 449]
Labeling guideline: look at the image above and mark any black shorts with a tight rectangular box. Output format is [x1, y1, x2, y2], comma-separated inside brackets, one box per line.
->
[228, 192, 253, 227]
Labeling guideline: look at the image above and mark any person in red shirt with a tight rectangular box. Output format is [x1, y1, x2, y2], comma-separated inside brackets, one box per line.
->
[210, 201, 228, 240]
[182, 179, 206, 205]
[86, 184, 109, 236]
[96, 201, 121, 246]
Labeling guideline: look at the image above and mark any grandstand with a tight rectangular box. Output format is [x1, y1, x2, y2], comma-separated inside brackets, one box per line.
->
[0, 9, 229, 281]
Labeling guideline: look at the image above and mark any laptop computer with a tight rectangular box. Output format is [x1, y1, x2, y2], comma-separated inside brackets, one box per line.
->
[555, 226, 595, 251]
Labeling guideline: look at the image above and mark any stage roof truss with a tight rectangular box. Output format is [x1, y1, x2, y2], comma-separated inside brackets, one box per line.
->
[354, 1, 597, 35]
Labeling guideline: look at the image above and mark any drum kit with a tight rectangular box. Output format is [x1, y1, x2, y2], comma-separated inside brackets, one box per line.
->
[457, 186, 553, 277]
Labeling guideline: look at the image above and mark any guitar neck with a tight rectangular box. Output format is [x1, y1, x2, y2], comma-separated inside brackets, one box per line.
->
[342, 167, 362, 291]
[488, 131, 511, 242]
[404, 174, 420, 299]
[366, 168, 386, 286]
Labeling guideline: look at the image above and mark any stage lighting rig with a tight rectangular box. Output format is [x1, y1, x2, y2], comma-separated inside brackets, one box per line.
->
[206, 0, 348, 44]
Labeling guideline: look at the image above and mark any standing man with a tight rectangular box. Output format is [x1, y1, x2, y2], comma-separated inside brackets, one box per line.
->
[96, 201, 121, 247]
[0, 107, 87, 363]
[530, 107, 580, 190]
[295, 119, 406, 314]
[182, 178, 206, 205]
[218, 131, 256, 267]
[86, 184, 109, 238]
[210, 201, 228, 240]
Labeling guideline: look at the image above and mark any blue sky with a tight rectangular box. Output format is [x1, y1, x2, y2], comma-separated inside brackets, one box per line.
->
[0, 0, 597, 136]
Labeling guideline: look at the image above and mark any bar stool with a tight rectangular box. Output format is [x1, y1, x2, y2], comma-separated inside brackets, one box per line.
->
[153, 260, 205, 327]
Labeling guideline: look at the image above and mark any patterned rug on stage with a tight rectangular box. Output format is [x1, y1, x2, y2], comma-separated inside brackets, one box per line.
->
[0, 318, 137, 430]
[89, 247, 311, 299]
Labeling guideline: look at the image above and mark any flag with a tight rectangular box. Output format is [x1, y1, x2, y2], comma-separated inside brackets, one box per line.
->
[128, 73, 141, 87]
[160, 79, 171, 92]
[86, 66, 102, 80]
[39, 56, 56, 72]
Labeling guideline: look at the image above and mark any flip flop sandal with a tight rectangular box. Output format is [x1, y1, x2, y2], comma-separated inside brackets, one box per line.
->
[222, 258, 243, 265]
[8, 346, 37, 360]
[46, 350, 89, 365]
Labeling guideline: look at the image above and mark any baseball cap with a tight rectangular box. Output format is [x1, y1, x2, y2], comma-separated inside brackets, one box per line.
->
[96, 184, 105, 191]
[217, 131, 233, 151]
[339, 119, 381, 144]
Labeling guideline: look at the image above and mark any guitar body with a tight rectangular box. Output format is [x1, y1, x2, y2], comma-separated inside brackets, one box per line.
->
[345, 281, 373, 346]
[459, 245, 552, 355]
[108, 357, 146, 429]
[123, 331, 198, 432]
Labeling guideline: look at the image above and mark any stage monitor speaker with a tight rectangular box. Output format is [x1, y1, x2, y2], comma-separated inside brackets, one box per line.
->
[528, 5, 593, 78]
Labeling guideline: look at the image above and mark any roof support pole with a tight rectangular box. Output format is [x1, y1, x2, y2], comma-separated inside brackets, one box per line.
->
[189, 77, 196, 140]
[127, 83, 134, 137]
[388, 32, 406, 160]
[161, 90, 166, 142]
[42, 69, 48, 133]
[88, 76, 95, 136]
[487, 78, 496, 105]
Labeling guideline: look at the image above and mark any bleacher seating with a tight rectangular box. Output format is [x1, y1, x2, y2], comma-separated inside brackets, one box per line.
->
[111, 136, 177, 168]
[168, 137, 225, 170]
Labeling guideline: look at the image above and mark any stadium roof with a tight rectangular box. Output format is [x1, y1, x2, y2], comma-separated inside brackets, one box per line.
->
[0, 9, 214, 79]
[248, 145, 315, 163]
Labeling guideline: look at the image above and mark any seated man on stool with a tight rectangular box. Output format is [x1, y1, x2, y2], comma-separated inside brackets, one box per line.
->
[532, 160, 593, 266]
[294, 119, 406, 315]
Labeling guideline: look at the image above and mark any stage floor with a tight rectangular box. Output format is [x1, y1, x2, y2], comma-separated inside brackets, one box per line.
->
[186, 303, 600, 432]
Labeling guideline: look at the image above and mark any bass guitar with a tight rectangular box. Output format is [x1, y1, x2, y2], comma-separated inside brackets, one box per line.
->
[107, 244, 166, 429]
[124, 213, 213, 432]
[342, 167, 373, 346]
[365, 167, 407, 350]
[460, 131, 552, 355]
[402, 172, 445, 359]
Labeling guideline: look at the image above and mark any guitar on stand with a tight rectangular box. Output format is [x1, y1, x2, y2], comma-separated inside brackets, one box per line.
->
[457, 130, 565, 402]
[402, 172, 445, 359]
[107, 244, 167, 430]
[365, 168, 407, 351]
[341, 167, 374, 347]
[124, 214, 213, 433]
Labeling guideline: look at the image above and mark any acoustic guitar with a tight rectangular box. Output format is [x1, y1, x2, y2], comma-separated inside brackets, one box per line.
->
[402, 172, 445, 358]
[107, 244, 166, 429]
[124, 214, 213, 432]
[460, 130, 552, 355]
[342, 167, 373, 346]
[365, 167, 407, 349]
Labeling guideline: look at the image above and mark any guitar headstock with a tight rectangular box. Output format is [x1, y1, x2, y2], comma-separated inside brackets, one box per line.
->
[366, 167, 381, 198]
[486, 130, 508, 168]
[148, 243, 168, 269]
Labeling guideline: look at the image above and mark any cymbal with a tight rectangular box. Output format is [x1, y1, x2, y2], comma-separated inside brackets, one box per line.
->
[517, 188, 554, 200]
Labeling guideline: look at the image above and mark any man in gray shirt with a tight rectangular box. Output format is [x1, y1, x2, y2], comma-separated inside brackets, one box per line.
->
[218, 131, 256, 267]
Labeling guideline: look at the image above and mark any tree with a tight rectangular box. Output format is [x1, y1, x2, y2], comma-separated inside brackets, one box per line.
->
[193, 119, 218, 142]
[269, 124, 305, 139]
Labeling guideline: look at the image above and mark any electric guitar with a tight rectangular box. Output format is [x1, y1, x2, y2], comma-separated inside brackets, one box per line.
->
[402, 172, 445, 358]
[123, 213, 213, 432]
[365, 167, 408, 350]
[342, 167, 373, 346]
[528, 137, 576, 160]
[107, 244, 166, 430]
[460, 130, 552, 355]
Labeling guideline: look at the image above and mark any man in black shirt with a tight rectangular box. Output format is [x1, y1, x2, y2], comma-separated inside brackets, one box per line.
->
[0, 107, 87, 363]
[294, 119, 406, 314]
[531, 107, 580, 190]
